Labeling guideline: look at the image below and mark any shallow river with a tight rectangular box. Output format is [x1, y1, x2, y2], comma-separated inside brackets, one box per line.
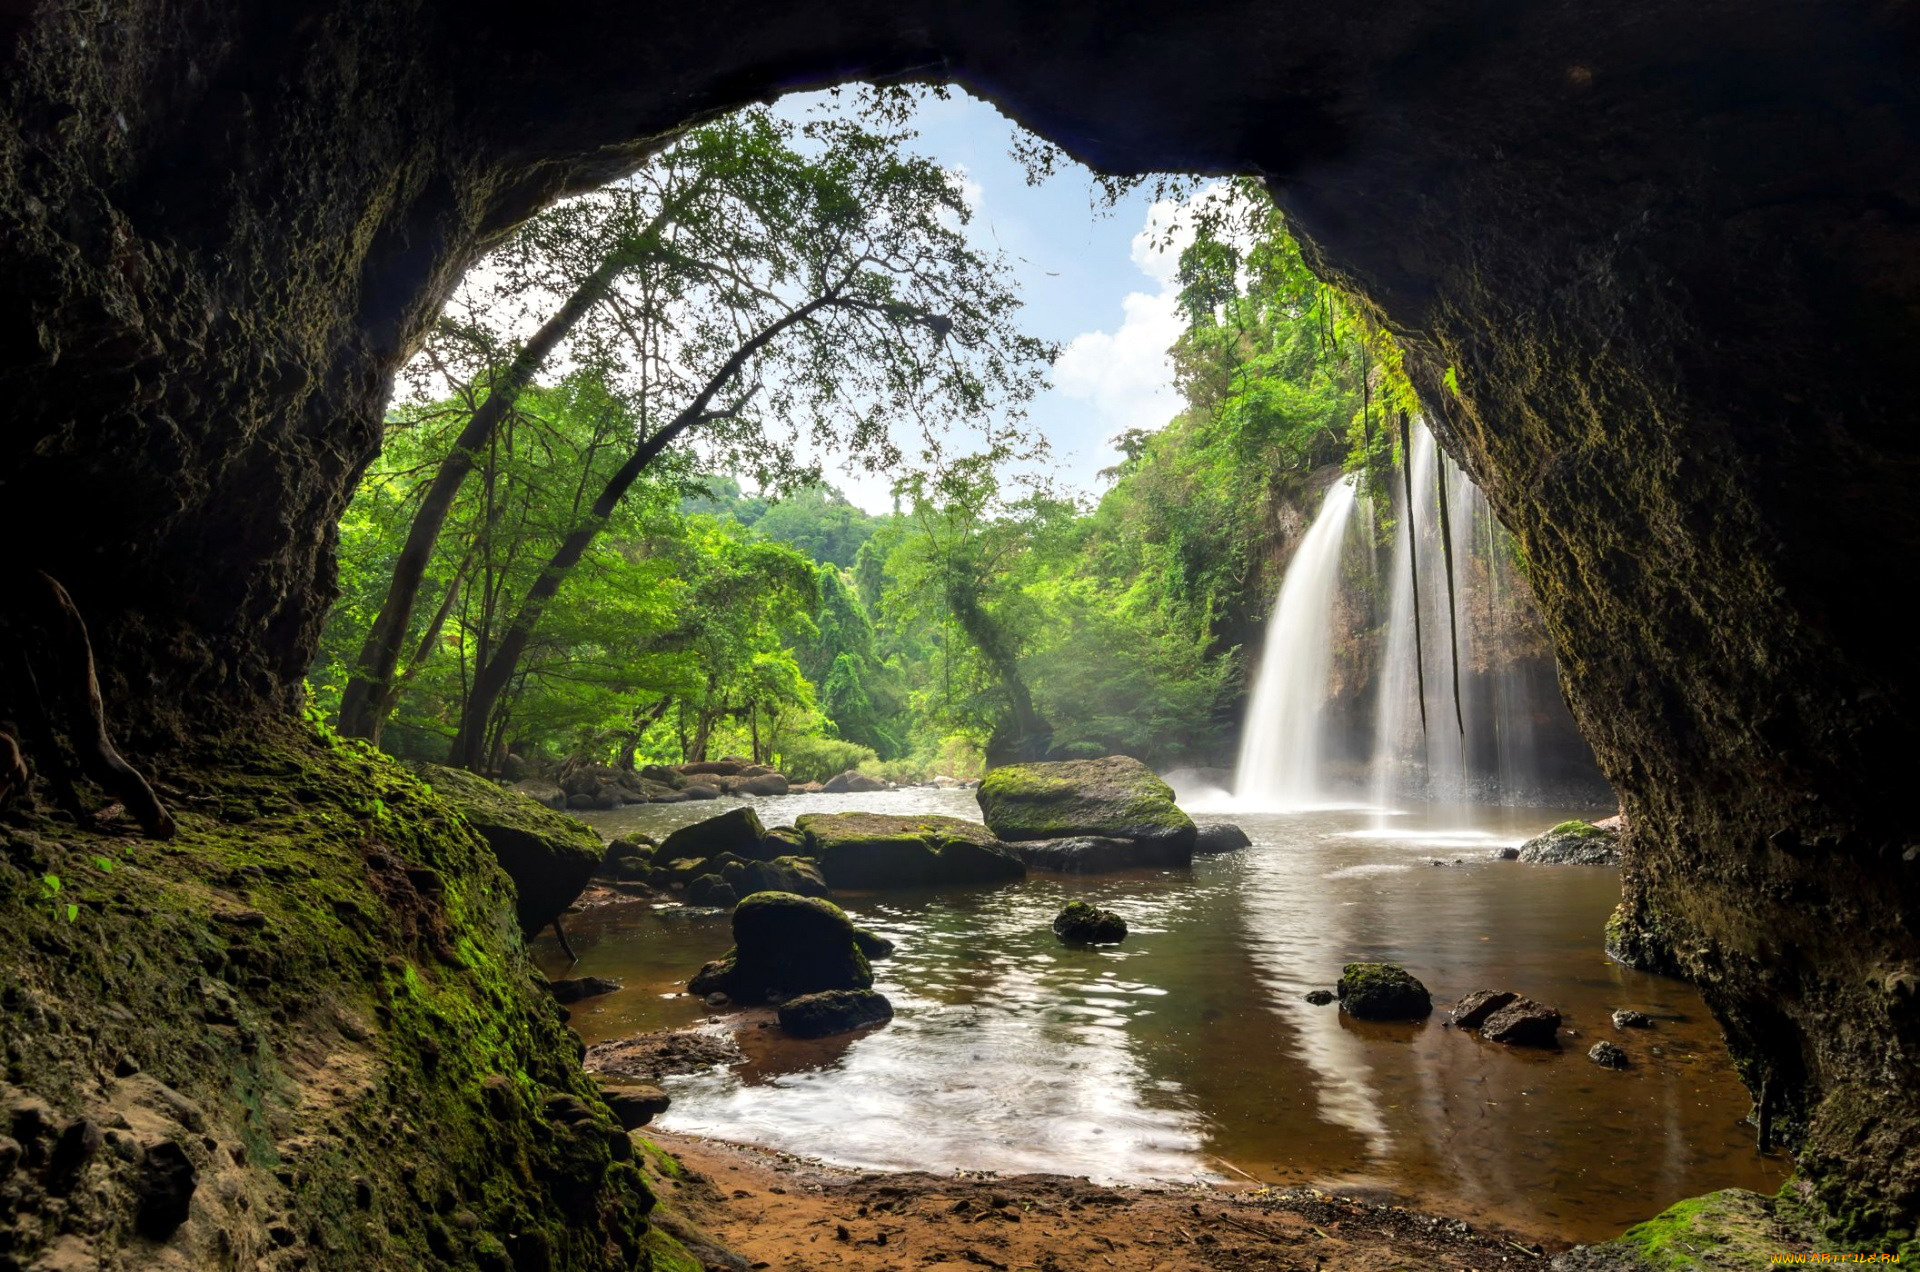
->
[534, 788, 1785, 1243]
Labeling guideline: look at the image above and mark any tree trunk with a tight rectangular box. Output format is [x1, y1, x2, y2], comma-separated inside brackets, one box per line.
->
[337, 251, 631, 740]
[448, 297, 830, 769]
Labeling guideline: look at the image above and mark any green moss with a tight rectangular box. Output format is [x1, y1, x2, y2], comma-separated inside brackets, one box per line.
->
[0, 721, 683, 1268]
[976, 756, 1195, 845]
[643, 1227, 706, 1272]
[1548, 819, 1607, 838]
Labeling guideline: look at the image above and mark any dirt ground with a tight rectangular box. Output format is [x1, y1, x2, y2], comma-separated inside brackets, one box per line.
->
[645, 1130, 1567, 1272]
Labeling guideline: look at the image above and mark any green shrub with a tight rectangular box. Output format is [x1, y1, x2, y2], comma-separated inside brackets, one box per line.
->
[777, 735, 879, 783]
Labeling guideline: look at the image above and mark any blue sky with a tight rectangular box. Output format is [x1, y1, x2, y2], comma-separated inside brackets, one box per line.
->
[775, 89, 1201, 514]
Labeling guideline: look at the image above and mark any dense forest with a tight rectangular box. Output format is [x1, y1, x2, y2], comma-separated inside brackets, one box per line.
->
[311, 103, 1561, 784]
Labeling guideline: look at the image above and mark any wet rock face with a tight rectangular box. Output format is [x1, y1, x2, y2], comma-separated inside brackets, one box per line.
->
[1052, 901, 1128, 945]
[687, 891, 872, 1002]
[3, 0, 1918, 1241]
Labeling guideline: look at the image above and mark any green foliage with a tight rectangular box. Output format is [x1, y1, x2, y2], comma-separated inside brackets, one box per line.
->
[776, 735, 880, 784]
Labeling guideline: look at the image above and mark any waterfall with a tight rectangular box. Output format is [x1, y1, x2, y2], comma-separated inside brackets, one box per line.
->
[1232, 478, 1359, 808]
[1367, 417, 1585, 813]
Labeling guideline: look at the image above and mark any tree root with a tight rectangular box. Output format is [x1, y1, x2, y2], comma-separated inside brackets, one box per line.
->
[0, 571, 176, 839]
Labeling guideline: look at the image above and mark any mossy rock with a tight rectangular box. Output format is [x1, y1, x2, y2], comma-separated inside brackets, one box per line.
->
[1550, 1189, 1821, 1268]
[795, 813, 1025, 889]
[1336, 962, 1433, 1020]
[976, 755, 1195, 849]
[777, 988, 895, 1038]
[658, 806, 766, 863]
[719, 854, 828, 899]
[0, 724, 710, 1269]
[1518, 819, 1620, 865]
[410, 761, 602, 935]
[686, 891, 871, 1002]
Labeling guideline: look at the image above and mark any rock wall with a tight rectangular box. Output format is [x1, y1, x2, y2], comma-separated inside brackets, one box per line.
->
[3, 0, 1916, 1250]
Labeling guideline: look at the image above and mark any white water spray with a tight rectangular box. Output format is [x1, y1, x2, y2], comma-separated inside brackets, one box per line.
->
[1232, 478, 1359, 807]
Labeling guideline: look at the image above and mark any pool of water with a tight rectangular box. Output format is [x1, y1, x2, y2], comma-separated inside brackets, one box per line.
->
[536, 788, 1785, 1243]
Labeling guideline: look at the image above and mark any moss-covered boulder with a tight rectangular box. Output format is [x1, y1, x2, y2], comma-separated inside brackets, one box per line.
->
[777, 988, 895, 1038]
[686, 891, 872, 1002]
[795, 813, 1025, 889]
[1549, 1189, 1826, 1269]
[1518, 819, 1620, 865]
[411, 762, 602, 935]
[0, 725, 709, 1269]
[658, 806, 766, 863]
[977, 755, 1196, 850]
[1052, 900, 1127, 944]
[719, 854, 829, 899]
[1336, 962, 1433, 1019]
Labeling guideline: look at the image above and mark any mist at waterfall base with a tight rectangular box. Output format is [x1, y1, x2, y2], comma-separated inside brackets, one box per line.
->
[1228, 419, 1608, 815]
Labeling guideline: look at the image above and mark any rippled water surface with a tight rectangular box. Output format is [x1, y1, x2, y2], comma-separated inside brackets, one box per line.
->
[535, 788, 1784, 1242]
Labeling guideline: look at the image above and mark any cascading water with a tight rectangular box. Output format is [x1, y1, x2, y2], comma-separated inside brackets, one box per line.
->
[1368, 417, 1588, 813]
[1232, 478, 1359, 807]
[1229, 418, 1603, 817]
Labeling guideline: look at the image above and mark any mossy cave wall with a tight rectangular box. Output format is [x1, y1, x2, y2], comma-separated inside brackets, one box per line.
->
[3, 0, 1917, 1259]
[0, 724, 714, 1268]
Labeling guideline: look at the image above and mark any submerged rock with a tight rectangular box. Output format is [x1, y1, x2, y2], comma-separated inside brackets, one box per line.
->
[797, 812, 1025, 888]
[1588, 1040, 1630, 1068]
[1304, 989, 1335, 1005]
[1480, 997, 1563, 1047]
[853, 927, 895, 960]
[687, 891, 872, 1002]
[1008, 834, 1191, 873]
[1451, 989, 1520, 1029]
[1193, 821, 1252, 854]
[411, 762, 602, 935]
[548, 976, 621, 1004]
[1052, 901, 1127, 945]
[660, 807, 766, 863]
[1612, 1008, 1654, 1029]
[977, 755, 1196, 850]
[1336, 963, 1432, 1020]
[777, 988, 895, 1038]
[1517, 820, 1620, 865]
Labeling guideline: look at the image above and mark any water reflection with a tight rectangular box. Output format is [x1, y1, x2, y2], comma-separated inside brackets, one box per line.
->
[539, 789, 1783, 1242]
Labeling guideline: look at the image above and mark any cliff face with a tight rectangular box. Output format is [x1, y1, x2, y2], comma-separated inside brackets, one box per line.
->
[3, 0, 1916, 1254]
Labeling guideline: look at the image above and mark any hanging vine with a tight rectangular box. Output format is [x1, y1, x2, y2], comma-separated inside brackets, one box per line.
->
[1399, 411, 1428, 735]
[1434, 450, 1466, 735]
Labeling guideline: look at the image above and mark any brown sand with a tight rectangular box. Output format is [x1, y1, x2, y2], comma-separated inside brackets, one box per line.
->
[644, 1129, 1566, 1272]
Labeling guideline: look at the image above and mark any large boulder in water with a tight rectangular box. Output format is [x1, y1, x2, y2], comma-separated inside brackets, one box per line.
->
[796, 813, 1025, 888]
[1480, 996, 1563, 1046]
[1336, 962, 1433, 1020]
[659, 806, 766, 862]
[1194, 821, 1252, 854]
[1009, 835, 1191, 873]
[1517, 819, 1620, 865]
[977, 755, 1196, 851]
[777, 988, 895, 1038]
[410, 763, 601, 935]
[686, 891, 872, 1002]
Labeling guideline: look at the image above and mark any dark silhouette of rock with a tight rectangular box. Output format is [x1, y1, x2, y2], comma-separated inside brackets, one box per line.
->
[1008, 835, 1191, 873]
[777, 988, 895, 1038]
[1481, 998, 1563, 1047]
[599, 1083, 671, 1129]
[549, 977, 621, 1004]
[1612, 1008, 1654, 1029]
[1337, 963, 1432, 1020]
[1452, 990, 1521, 1029]
[797, 813, 1024, 888]
[1193, 822, 1252, 854]
[1589, 1041, 1630, 1068]
[687, 892, 871, 1002]
[1052, 901, 1127, 945]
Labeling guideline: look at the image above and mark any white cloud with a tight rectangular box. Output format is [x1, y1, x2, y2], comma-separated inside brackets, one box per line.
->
[948, 164, 984, 213]
[1051, 183, 1231, 446]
